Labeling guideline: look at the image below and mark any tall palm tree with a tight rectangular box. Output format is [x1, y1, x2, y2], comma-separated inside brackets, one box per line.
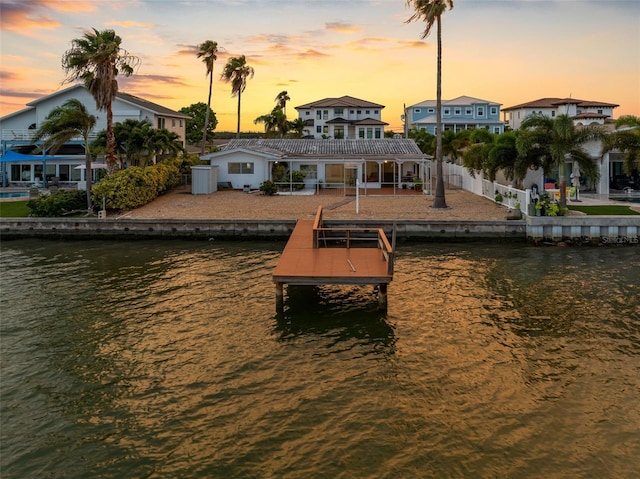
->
[197, 40, 218, 154]
[33, 99, 97, 211]
[61, 28, 139, 171]
[517, 113, 603, 207]
[221, 55, 254, 138]
[275, 90, 290, 116]
[406, 0, 454, 209]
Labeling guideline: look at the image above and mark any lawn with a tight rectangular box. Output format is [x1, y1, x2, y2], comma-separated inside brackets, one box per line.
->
[0, 200, 31, 217]
[568, 205, 640, 216]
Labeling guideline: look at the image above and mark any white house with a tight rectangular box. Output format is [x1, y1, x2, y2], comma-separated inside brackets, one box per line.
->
[405, 95, 504, 135]
[0, 84, 188, 187]
[201, 138, 430, 193]
[502, 97, 619, 130]
[294, 96, 388, 140]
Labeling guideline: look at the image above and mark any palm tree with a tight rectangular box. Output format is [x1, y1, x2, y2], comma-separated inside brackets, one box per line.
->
[62, 28, 139, 171]
[602, 115, 640, 180]
[197, 40, 218, 154]
[289, 118, 306, 138]
[406, 0, 454, 209]
[275, 91, 290, 116]
[33, 99, 96, 210]
[517, 114, 603, 207]
[221, 55, 254, 138]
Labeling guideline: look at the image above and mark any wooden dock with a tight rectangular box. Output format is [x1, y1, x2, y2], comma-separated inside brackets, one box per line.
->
[272, 206, 394, 311]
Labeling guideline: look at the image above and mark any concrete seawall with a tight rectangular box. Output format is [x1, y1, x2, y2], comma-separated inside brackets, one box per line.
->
[2, 216, 637, 244]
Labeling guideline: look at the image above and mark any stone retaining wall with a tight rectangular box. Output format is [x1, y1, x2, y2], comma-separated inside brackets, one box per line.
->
[1, 217, 638, 244]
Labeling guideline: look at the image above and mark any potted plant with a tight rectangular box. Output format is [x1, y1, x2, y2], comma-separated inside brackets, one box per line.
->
[495, 192, 503, 203]
[414, 178, 423, 191]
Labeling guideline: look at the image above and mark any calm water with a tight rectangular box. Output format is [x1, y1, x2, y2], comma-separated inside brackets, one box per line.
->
[1, 240, 639, 478]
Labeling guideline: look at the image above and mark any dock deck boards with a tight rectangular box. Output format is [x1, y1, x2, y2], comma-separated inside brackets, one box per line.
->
[272, 219, 393, 285]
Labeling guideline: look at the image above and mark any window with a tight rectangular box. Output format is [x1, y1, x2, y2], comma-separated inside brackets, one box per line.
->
[366, 128, 373, 139]
[466, 108, 472, 115]
[454, 108, 461, 115]
[357, 110, 361, 115]
[316, 125, 322, 133]
[334, 126, 344, 139]
[323, 110, 329, 120]
[323, 125, 329, 134]
[228, 162, 254, 174]
[551, 111, 556, 117]
[444, 108, 450, 115]
[477, 108, 484, 116]
[172, 119, 176, 127]
[414, 108, 421, 113]
[490, 107, 497, 115]
[494, 127, 500, 134]
[365, 110, 370, 115]
[316, 110, 322, 120]
[179, 119, 183, 127]
[350, 110, 355, 114]
[428, 108, 435, 113]
[359, 128, 365, 139]
[334, 108, 343, 116]
[363, 161, 379, 182]
[597, 109, 603, 114]
[299, 164, 317, 179]
[374, 128, 382, 139]
[157, 117, 165, 129]
[374, 110, 379, 115]
[305, 111, 310, 116]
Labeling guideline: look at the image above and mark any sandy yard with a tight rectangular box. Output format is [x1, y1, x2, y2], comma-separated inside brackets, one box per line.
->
[119, 186, 511, 221]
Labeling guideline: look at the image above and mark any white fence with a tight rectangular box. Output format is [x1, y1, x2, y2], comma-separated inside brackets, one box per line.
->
[441, 162, 530, 216]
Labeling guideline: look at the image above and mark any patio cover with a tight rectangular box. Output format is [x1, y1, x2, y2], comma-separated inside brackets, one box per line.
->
[0, 150, 59, 162]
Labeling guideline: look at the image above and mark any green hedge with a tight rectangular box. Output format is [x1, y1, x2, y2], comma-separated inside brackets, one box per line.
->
[92, 159, 182, 211]
[27, 190, 87, 217]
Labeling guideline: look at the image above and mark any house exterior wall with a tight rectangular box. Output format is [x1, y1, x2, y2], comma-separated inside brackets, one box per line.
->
[407, 96, 504, 135]
[0, 85, 187, 149]
[207, 151, 268, 190]
[504, 100, 617, 130]
[295, 98, 386, 139]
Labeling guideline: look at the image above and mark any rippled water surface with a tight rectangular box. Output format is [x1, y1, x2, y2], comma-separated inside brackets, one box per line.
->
[1, 240, 639, 478]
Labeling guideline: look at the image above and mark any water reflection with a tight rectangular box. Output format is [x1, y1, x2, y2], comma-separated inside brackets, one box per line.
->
[274, 285, 397, 357]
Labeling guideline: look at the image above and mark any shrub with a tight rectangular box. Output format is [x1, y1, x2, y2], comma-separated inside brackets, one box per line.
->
[27, 190, 87, 217]
[91, 160, 181, 211]
[259, 180, 278, 196]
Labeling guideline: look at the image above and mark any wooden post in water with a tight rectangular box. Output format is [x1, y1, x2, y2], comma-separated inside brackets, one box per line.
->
[275, 282, 284, 312]
[378, 283, 388, 311]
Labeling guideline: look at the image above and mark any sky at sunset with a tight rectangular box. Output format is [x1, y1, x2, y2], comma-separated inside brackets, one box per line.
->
[1, 0, 639, 133]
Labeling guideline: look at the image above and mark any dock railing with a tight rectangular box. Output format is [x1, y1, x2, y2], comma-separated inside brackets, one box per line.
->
[312, 206, 394, 275]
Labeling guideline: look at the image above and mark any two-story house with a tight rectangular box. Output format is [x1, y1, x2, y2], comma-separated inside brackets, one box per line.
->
[0, 84, 188, 187]
[405, 96, 504, 135]
[502, 97, 619, 130]
[294, 96, 388, 139]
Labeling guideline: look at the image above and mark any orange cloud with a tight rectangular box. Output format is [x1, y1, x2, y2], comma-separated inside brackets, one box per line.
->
[326, 22, 364, 33]
[43, 0, 95, 13]
[107, 20, 156, 29]
[0, 2, 61, 34]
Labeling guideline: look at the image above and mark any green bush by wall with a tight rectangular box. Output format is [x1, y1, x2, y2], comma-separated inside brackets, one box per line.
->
[92, 159, 182, 211]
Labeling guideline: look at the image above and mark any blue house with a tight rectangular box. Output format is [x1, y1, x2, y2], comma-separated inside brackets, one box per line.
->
[405, 95, 504, 135]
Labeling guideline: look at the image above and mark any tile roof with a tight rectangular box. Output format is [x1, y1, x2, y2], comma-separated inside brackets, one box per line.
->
[116, 92, 189, 118]
[221, 138, 427, 159]
[21, 83, 188, 118]
[502, 97, 619, 111]
[295, 95, 385, 110]
[411, 95, 501, 108]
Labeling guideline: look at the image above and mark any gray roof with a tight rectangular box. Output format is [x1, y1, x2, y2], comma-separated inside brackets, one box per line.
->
[222, 138, 428, 159]
[295, 95, 385, 110]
